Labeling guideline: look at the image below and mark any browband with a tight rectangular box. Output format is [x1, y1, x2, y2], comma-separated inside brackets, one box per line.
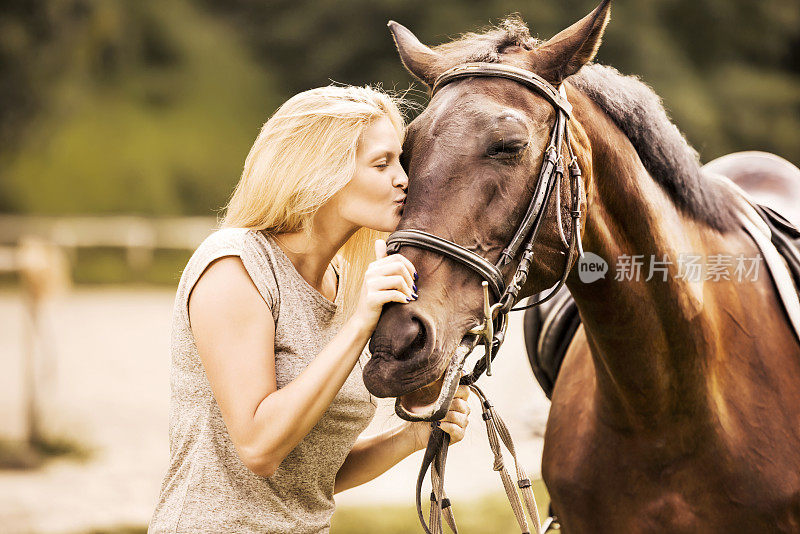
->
[431, 62, 573, 118]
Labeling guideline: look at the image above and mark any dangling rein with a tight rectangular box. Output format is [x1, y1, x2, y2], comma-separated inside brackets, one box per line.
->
[417, 383, 558, 534]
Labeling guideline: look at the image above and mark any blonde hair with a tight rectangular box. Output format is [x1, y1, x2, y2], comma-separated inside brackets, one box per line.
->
[222, 85, 406, 319]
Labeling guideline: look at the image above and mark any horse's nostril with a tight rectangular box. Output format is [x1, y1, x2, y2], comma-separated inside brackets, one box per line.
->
[368, 305, 435, 365]
[395, 315, 428, 361]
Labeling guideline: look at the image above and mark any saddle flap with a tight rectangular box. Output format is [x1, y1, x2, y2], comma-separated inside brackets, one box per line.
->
[523, 286, 581, 399]
[759, 204, 800, 240]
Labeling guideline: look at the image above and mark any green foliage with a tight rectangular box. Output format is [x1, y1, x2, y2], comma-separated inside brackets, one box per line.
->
[1, 0, 798, 217]
[331, 482, 550, 534]
[0, 0, 279, 216]
[201, 0, 800, 166]
[70, 247, 192, 285]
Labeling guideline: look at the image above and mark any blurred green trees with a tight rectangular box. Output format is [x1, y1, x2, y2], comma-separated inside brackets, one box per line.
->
[0, 0, 279, 215]
[1, 0, 798, 216]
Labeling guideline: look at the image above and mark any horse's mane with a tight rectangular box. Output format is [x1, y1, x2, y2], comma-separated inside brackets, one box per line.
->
[432, 16, 538, 64]
[430, 16, 739, 232]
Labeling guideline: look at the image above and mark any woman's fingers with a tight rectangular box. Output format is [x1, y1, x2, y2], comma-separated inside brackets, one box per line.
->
[372, 251, 417, 282]
[387, 252, 417, 279]
[369, 262, 416, 294]
[374, 239, 387, 260]
[354, 241, 419, 331]
[369, 274, 414, 298]
[453, 384, 470, 402]
[448, 397, 470, 415]
[379, 289, 414, 304]
[441, 409, 469, 427]
[355, 243, 420, 330]
[439, 392, 471, 444]
[439, 419, 467, 443]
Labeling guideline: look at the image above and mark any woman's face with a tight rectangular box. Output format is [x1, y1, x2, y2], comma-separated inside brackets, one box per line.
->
[334, 116, 408, 232]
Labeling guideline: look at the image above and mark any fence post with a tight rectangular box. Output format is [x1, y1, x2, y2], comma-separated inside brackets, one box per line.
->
[17, 237, 70, 447]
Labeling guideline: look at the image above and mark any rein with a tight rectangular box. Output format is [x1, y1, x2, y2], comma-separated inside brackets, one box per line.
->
[386, 62, 585, 534]
[417, 384, 552, 534]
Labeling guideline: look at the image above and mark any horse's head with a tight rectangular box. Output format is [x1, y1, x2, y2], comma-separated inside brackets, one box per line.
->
[362, 2, 611, 417]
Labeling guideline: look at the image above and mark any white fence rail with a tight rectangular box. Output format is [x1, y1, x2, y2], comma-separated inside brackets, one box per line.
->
[0, 215, 218, 270]
[0, 215, 218, 248]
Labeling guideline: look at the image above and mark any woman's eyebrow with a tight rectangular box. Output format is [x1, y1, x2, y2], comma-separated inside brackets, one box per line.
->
[368, 149, 398, 162]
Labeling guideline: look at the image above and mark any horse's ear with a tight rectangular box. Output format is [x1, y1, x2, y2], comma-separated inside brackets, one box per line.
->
[388, 21, 443, 87]
[531, 0, 611, 85]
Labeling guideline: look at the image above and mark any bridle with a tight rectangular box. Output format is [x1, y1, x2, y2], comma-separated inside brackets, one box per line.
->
[386, 62, 586, 383]
[386, 62, 584, 534]
[385, 62, 585, 534]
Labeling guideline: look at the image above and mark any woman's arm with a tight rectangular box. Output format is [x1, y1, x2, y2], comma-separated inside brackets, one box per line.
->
[334, 422, 424, 494]
[333, 386, 471, 493]
[189, 256, 370, 476]
[189, 243, 416, 477]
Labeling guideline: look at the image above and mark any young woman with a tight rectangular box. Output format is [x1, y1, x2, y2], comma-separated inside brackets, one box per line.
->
[148, 86, 470, 533]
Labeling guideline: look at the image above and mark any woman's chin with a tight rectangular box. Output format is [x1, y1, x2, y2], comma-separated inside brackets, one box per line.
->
[358, 206, 404, 233]
[374, 217, 402, 233]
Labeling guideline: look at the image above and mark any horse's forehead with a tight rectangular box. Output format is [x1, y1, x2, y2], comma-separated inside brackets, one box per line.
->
[411, 89, 494, 133]
[410, 80, 553, 139]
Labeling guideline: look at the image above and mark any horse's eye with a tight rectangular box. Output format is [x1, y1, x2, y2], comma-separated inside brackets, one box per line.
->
[487, 139, 529, 158]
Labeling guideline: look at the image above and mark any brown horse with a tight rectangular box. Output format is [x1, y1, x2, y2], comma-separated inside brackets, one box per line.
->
[362, 1, 800, 531]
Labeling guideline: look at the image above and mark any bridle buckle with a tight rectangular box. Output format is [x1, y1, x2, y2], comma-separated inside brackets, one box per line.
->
[467, 281, 506, 376]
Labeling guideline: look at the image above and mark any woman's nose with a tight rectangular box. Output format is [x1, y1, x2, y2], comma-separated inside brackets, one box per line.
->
[393, 164, 409, 189]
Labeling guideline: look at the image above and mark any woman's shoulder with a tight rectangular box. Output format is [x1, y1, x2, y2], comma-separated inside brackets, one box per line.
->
[188, 227, 279, 267]
[177, 227, 281, 322]
[180, 228, 249, 279]
[196, 227, 251, 253]
[188, 227, 280, 281]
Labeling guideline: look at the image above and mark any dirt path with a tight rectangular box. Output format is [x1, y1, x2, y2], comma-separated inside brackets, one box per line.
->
[0, 288, 550, 533]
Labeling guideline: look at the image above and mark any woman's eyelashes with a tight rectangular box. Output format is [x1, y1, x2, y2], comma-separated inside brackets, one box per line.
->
[373, 156, 389, 169]
[374, 151, 402, 170]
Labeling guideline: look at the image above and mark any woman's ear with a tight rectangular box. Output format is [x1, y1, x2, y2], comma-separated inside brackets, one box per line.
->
[528, 0, 611, 86]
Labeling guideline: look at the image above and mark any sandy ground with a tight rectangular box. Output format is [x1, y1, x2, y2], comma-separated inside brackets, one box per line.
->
[0, 288, 551, 533]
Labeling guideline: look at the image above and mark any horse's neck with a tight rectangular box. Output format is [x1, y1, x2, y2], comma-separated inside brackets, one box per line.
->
[564, 100, 755, 428]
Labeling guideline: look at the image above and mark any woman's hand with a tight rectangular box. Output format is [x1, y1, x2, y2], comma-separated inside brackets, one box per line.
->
[336, 384, 471, 493]
[406, 384, 471, 450]
[352, 239, 417, 333]
[439, 384, 471, 444]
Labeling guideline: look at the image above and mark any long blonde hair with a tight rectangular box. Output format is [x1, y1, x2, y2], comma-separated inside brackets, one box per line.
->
[222, 85, 406, 319]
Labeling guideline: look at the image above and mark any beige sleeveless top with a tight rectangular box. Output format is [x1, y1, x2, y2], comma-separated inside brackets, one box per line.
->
[149, 228, 376, 533]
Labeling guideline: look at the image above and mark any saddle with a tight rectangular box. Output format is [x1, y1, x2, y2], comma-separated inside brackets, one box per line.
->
[524, 205, 800, 399]
[524, 285, 580, 400]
